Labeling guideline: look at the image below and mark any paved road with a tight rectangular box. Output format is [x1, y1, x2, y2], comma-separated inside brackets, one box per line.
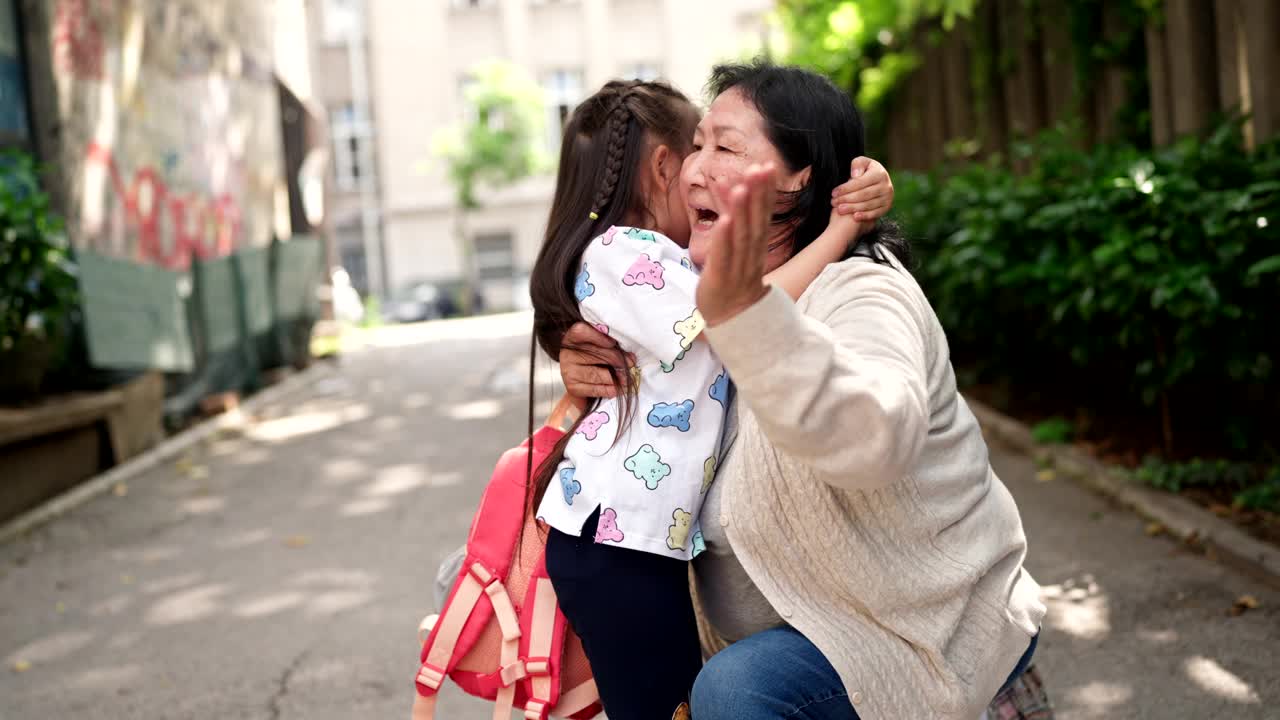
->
[2, 314, 1276, 719]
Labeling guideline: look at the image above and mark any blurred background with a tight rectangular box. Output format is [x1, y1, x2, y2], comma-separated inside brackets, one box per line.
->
[1, 1, 1277, 718]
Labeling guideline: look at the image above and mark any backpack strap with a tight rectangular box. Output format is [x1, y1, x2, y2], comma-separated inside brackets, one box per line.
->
[521, 576, 559, 719]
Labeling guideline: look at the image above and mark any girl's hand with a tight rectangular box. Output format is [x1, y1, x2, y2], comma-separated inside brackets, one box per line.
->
[559, 322, 630, 400]
[831, 157, 893, 223]
[697, 163, 778, 328]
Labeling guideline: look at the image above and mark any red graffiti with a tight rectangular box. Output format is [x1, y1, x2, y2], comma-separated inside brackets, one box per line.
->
[53, 0, 105, 81]
[85, 142, 242, 270]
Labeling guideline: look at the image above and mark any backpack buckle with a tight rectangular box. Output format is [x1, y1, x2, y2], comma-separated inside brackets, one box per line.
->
[500, 661, 528, 686]
[524, 699, 550, 720]
[467, 563, 495, 587]
[416, 662, 446, 691]
[524, 657, 550, 676]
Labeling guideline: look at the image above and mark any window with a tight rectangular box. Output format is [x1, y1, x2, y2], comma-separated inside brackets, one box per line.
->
[474, 232, 515, 281]
[542, 68, 583, 150]
[322, 0, 359, 43]
[622, 63, 662, 82]
[330, 104, 373, 191]
[0, 0, 30, 146]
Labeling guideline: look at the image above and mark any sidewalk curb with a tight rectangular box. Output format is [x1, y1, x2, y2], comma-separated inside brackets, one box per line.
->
[965, 395, 1280, 591]
[0, 362, 337, 546]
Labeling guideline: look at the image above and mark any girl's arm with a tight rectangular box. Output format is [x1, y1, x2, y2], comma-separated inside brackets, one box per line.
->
[763, 157, 894, 301]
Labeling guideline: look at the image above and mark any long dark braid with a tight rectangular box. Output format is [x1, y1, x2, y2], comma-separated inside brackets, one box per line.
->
[589, 93, 636, 219]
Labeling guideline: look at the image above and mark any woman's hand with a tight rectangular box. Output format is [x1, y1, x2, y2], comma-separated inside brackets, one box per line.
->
[696, 163, 778, 328]
[831, 157, 893, 223]
[558, 322, 630, 400]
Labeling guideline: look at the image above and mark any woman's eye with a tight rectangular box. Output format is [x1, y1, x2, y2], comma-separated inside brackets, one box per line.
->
[692, 144, 703, 152]
[717, 145, 733, 153]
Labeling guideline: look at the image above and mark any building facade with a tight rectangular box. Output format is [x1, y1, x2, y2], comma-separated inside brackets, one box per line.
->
[317, 0, 774, 311]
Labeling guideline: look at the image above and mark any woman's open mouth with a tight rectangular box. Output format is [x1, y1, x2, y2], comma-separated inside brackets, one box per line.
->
[692, 205, 719, 230]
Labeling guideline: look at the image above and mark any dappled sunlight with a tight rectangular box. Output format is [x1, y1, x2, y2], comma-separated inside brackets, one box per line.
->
[6, 630, 94, 665]
[445, 399, 503, 421]
[1136, 627, 1178, 645]
[233, 592, 306, 618]
[303, 589, 371, 617]
[69, 663, 143, 691]
[1183, 656, 1261, 705]
[367, 465, 429, 496]
[323, 457, 369, 484]
[1065, 680, 1134, 718]
[111, 545, 182, 564]
[374, 414, 404, 432]
[220, 445, 273, 466]
[291, 568, 375, 587]
[215, 528, 271, 550]
[340, 497, 393, 517]
[178, 495, 227, 516]
[106, 631, 139, 650]
[145, 583, 229, 626]
[360, 311, 533, 348]
[1040, 573, 1111, 641]
[244, 403, 372, 443]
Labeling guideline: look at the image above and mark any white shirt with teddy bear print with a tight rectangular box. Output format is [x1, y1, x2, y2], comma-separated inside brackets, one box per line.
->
[536, 226, 729, 561]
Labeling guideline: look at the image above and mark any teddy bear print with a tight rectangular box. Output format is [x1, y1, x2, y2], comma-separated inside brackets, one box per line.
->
[647, 400, 694, 432]
[667, 508, 693, 551]
[594, 508, 625, 543]
[559, 467, 582, 505]
[621, 254, 665, 290]
[708, 369, 730, 407]
[672, 310, 706, 352]
[600, 226, 621, 245]
[691, 530, 706, 556]
[628, 365, 642, 394]
[680, 256, 695, 271]
[624, 444, 671, 490]
[574, 266, 595, 301]
[624, 227, 659, 243]
[576, 411, 610, 441]
[702, 456, 716, 494]
[593, 323, 609, 336]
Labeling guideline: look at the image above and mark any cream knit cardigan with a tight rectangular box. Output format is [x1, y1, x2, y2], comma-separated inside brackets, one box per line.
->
[700, 255, 1046, 720]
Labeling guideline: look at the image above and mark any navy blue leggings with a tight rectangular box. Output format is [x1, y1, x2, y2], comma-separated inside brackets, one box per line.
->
[545, 508, 702, 720]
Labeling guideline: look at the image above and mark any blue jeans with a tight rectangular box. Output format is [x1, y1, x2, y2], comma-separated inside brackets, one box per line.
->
[690, 626, 1038, 720]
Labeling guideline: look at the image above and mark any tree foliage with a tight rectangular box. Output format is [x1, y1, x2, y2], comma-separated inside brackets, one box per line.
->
[774, 0, 976, 110]
[432, 60, 547, 210]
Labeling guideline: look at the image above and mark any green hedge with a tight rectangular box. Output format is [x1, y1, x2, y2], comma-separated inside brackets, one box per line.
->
[895, 121, 1280, 459]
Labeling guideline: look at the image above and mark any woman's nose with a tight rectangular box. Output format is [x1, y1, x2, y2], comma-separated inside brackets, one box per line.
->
[681, 151, 705, 188]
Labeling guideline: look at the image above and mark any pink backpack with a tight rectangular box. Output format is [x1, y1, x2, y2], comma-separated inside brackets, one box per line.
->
[412, 398, 601, 720]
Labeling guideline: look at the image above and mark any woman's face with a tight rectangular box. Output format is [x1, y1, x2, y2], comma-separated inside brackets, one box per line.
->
[681, 88, 807, 271]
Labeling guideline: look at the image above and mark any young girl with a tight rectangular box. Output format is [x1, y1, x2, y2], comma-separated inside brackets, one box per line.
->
[528, 79, 889, 720]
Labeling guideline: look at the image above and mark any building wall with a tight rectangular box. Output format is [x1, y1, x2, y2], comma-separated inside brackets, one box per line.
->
[366, 0, 773, 309]
[21, 0, 295, 270]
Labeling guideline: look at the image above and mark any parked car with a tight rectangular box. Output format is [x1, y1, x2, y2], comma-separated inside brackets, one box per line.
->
[387, 279, 485, 323]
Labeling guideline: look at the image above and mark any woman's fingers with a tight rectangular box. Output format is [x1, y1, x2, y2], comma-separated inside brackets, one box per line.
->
[563, 321, 616, 352]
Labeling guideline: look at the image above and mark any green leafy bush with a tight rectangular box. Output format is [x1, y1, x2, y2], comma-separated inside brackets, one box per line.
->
[895, 120, 1280, 461]
[0, 151, 78, 352]
[1031, 417, 1074, 444]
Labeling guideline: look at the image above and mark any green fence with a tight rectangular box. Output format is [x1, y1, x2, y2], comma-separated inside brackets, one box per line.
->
[75, 236, 323, 423]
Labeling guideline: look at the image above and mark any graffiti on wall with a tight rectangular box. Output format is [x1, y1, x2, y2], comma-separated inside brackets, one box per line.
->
[52, 0, 282, 269]
[84, 142, 242, 269]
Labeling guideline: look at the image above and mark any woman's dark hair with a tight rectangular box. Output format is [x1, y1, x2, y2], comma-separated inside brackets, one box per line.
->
[707, 60, 912, 267]
[525, 79, 700, 517]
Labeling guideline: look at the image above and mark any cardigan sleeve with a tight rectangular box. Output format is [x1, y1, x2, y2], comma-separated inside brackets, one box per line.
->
[702, 264, 930, 491]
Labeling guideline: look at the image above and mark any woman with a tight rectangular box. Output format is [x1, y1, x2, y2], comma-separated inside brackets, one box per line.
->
[557, 61, 1046, 720]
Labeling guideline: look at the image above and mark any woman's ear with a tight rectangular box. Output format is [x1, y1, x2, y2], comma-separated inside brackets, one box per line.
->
[780, 165, 812, 192]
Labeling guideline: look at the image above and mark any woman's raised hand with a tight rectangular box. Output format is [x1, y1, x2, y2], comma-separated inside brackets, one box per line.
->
[696, 163, 778, 328]
[558, 322, 631, 401]
[831, 157, 893, 222]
